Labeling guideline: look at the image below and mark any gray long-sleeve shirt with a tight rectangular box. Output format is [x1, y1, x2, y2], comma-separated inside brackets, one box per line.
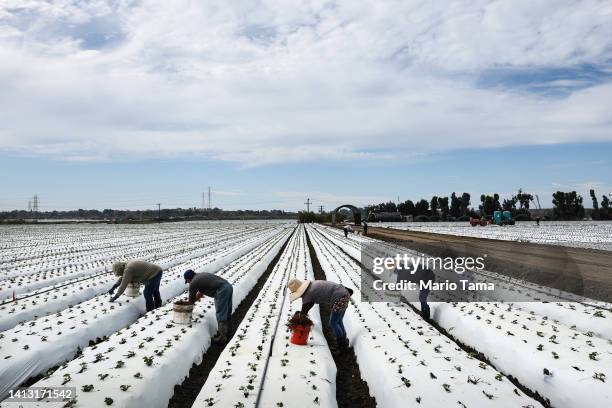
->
[300, 280, 349, 314]
[189, 272, 229, 303]
[114, 261, 162, 297]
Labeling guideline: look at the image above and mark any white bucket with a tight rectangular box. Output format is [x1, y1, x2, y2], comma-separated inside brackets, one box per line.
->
[125, 283, 141, 297]
[173, 302, 194, 325]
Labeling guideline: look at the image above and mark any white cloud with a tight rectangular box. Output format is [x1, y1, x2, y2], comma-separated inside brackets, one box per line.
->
[0, 0, 611, 165]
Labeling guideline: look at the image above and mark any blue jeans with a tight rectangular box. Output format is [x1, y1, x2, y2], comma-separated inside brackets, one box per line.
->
[143, 271, 163, 311]
[214, 282, 233, 322]
[420, 288, 430, 319]
[329, 309, 347, 340]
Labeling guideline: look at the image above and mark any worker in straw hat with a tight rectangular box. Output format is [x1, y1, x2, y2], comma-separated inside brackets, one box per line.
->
[109, 261, 163, 312]
[288, 278, 353, 354]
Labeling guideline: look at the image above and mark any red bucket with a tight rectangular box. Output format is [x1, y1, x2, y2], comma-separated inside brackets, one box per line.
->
[290, 324, 311, 345]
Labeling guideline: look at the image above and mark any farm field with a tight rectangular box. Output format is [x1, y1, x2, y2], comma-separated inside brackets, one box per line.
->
[378, 221, 612, 251]
[2, 0, 610, 407]
[311, 224, 612, 408]
[0, 221, 290, 402]
[0, 221, 610, 408]
[362, 222, 612, 303]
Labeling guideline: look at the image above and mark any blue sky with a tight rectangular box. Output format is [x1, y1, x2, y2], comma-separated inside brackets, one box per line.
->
[0, 1, 611, 211]
[1, 142, 610, 211]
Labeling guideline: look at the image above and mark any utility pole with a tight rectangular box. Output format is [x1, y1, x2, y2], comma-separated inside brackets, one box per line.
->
[31, 194, 39, 219]
[318, 205, 324, 214]
[202, 192, 205, 211]
[208, 186, 212, 210]
[156, 203, 161, 222]
[304, 198, 311, 213]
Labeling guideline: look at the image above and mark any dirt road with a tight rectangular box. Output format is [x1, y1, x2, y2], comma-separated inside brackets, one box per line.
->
[352, 225, 612, 303]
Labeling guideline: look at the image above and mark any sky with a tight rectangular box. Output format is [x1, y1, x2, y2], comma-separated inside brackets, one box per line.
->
[0, 0, 611, 211]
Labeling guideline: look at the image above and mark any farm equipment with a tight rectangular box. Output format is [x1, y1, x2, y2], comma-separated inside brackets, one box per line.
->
[470, 211, 515, 226]
[494, 210, 515, 226]
[469, 217, 488, 226]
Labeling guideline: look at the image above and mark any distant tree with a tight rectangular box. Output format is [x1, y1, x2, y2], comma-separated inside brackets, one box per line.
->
[438, 196, 449, 220]
[590, 189, 600, 220]
[552, 191, 585, 220]
[298, 211, 316, 223]
[299, 210, 333, 223]
[449, 192, 461, 218]
[366, 203, 379, 214]
[509, 189, 533, 218]
[502, 197, 517, 212]
[367, 201, 398, 214]
[430, 196, 439, 218]
[513, 188, 533, 210]
[415, 199, 429, 216]
[479, 193, 501, 217]
[384, 201, 398, 212]
[590, 189, 599, 210]
[600, 195, 610, 220]
[398, 200, 415, 216]
[460, 192, 471, 217]
[479, 195, 487, 216]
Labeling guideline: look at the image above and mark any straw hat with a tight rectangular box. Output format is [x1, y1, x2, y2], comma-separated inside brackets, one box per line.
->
[288, 279, 310, 302]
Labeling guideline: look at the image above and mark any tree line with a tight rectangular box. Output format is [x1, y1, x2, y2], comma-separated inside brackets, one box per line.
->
[368, 192, 475, 220]
[0, 207, 296, 223]
[367, 189, 610, 221]
[588, 189, 611, 220]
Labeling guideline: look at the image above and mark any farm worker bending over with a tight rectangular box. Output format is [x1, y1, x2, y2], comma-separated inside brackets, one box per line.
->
[184, 269, 233, 344]
[288, 279, 353, 354]
[109, 261, 163, 312]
